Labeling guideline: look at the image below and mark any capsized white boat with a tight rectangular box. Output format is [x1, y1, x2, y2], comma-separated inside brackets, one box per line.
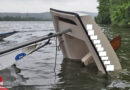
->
[50, 8, 122, 74]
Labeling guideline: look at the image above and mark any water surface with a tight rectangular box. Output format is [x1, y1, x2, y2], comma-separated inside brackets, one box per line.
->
[0, 21, 130, 90]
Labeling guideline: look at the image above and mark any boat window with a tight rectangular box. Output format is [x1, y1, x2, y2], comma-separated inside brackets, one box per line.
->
[58, 17, 77, 25]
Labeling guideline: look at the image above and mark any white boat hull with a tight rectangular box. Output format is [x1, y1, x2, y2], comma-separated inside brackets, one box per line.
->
[50, 8, 122, 74]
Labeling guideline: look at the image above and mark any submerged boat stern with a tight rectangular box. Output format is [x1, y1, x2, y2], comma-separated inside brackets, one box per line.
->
[50, 8, 122, 74]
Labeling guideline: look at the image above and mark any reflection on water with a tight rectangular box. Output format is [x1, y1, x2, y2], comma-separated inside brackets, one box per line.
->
[10, 85, 37, 90]
[51, 59, 110, 90]
[0, 22, 130, 90]
[52, 25, 130, 90]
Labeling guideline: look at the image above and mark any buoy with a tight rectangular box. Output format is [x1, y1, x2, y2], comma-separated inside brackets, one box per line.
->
[0, 76, 3, 86]
[0, 76, 8, 90]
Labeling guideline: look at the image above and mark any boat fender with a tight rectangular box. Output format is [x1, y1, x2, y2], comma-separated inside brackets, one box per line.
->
[15, 53, 26, 61]
[0, 76, 3, 86]
[0, 76, 8, 90]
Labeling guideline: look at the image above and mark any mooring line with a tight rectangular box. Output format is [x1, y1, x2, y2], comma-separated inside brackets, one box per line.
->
[54, 36, 58, 73]
[0, 29, 71, 55]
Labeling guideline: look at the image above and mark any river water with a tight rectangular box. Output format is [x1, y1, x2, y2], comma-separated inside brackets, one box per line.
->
[0, 21, 130, 90]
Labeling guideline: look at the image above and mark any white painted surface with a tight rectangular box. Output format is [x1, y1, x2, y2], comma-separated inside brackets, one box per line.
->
[90, 35, 98, 40]
[86, 24, 92, 30]
[97, 47, 104, 51]
[93, 40, 101, 44]
[104, 61, 110, 65]
[101, 56, 109, 60]
[106, 65, 114, 71]
[95, 44, 102, 48]
[88, 30, 94, 35]
[99, 51, 107, 56]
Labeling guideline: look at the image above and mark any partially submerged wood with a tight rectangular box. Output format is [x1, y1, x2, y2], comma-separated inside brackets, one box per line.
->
[110, 35, 121, 51]
[81, 52, 94, 66]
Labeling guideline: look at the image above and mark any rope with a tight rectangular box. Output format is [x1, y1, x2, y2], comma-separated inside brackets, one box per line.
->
[0, 29, 71, 55]
[27, 33, 53, 55]
[58, 38, 64, 51]
[28, 39, 51, 55]
[54, 36, 58, 72]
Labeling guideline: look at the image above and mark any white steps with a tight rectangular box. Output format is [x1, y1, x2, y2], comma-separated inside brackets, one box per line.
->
[86, 24, 114, 71]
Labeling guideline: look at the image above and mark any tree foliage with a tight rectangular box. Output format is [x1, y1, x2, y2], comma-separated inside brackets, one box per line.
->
[95, 0, 111, 24]
[96, 0, 130, 27]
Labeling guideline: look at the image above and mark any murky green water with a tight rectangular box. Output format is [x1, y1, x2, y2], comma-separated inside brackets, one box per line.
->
[51, 25, 130, 90]
[0, 22, 130, 90]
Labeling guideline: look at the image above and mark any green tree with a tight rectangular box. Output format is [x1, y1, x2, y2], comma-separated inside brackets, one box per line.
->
[95, 0, 111, 24]
[110, 0, 130, 27]
[96, 0, 130, 27]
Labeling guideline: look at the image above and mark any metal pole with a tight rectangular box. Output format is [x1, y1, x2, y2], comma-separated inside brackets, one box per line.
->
[0, 29, 71, 55]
